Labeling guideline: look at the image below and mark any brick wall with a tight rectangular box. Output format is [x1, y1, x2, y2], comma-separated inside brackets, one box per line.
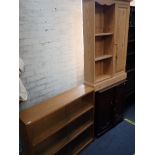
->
[19, 0, 84, 110]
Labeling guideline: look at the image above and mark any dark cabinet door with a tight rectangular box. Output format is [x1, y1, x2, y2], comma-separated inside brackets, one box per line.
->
[113, 83, 125, 125]
[94, 83, 126, 137]
[95, 89, 114, 137]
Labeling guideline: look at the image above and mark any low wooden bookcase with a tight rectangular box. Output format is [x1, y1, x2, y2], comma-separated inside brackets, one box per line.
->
[20, 84, 94, 155]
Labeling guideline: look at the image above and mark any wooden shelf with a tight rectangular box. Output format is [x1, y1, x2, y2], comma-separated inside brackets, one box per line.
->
[20, 84, 94, 125]
[95, 55, 112, 61]
[74, 138, 93, 155]
[95, 32, 113, 37]
[70, 126, 93, 155]
[52, 123, 93, 154]
[32, 105, 94, 146]
[69, 105, 94, 123]
[69, 122, 93, 143]
[96, 74, 111, 83]
[33, 122, 66, 146]
[41, 137, 68, 155]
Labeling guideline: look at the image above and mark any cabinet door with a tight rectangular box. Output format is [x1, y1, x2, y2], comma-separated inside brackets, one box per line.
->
[115, 4, 130, 73]
[113, 83, 125, 125]
[95, 89, 114, 136]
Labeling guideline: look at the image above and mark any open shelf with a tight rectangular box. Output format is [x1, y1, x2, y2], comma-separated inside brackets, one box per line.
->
[68, 109, 93, 139]
[56, 126, 93, 155]
[95, 55, 112, 61]
[52, 121, 93, 154]
[68, 93, 94, 121]
[69, 122, 93, 144]
[32, 92, 94, 146]
[74, 138, 93, 155]
[95, 2, 115, 34]
[69, 126, 93, 155]
[32, 108, 68, 146]
[32, 104, 94, 146]
[95, 74, 111, 82]
[39, 110, 93, 154]
[95, 3, 114, 59]
[69, 105, 94, 124]
[95, 59, 112, 82]
[95, 35, 113, 58]
[34, 110, 93, 155]
[94, 2, 114, 84]
[95, 32, 113, 37]
[34, 128, 68, 155]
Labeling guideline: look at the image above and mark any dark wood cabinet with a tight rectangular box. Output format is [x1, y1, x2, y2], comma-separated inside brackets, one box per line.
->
[95, 88, 114, 137]
[95, 82, 125, 137]
[113, 83, 125, 125]
[126, 6, 135, 99]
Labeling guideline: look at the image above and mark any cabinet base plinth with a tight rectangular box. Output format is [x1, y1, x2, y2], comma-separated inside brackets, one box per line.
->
[84, 72, 127, 92]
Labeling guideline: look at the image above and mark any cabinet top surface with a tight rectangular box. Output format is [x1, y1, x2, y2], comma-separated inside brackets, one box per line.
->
[20, 84, 94, 125]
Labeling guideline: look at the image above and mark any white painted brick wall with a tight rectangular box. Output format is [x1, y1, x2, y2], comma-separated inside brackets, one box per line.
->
[19, 0, 84, 111]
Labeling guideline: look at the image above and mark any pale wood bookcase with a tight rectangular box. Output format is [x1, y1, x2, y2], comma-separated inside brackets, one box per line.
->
[83, 0, 131, 91]
[20, 85, 94, 155]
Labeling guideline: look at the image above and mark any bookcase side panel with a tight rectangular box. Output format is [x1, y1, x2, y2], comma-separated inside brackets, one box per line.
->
[83, 0, 95, 84]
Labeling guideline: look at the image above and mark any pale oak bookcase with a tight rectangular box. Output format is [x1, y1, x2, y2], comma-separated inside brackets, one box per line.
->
[20, 85, 94, 155]
[83, 0, 131, 91]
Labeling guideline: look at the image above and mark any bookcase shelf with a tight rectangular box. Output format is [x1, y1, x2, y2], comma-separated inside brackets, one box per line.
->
[95, 59, 112, 82]
[32, 105, 94, 146]
[95, 32, 113, 37]
[95, 35, 113, 58]
[95, 74, 111, 83]
[35, 111, 94, 155]
[56, 126, 93, 155]
[95, 55, 112, 61]
[95, 3, 115, 34]
[68, 126, 94, 155]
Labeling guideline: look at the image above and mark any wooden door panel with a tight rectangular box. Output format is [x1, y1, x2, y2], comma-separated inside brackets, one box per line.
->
[115, 4, 129, 73]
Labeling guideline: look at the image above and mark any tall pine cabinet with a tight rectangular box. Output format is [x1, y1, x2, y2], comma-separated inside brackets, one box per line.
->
[83, 0, 131, 91]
